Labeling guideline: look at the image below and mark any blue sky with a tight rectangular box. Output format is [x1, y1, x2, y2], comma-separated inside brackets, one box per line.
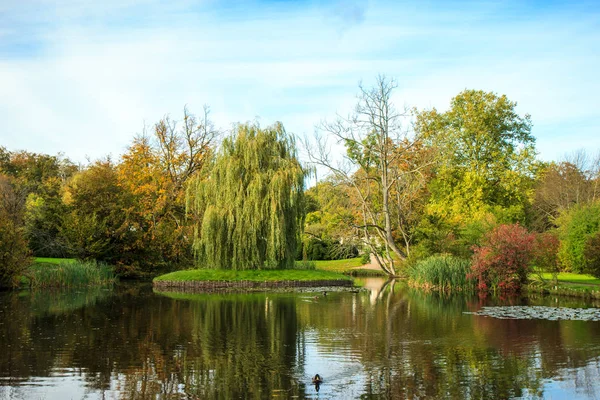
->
[0, 0, 598, 164]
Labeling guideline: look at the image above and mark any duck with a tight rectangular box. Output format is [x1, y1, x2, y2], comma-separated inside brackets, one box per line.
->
[312, 374, 323, 384]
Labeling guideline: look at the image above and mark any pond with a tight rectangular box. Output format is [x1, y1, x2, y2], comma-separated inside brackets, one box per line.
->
[1, 280, 600, 399]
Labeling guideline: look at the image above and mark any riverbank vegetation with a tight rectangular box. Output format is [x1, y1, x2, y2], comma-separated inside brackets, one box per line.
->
[22, 260, 117, 288]
[2, 76, 600, 293]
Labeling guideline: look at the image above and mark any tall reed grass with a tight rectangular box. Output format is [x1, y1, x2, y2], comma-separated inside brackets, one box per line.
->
[25, 260, 117, 288]
[407, 255, 474, 291]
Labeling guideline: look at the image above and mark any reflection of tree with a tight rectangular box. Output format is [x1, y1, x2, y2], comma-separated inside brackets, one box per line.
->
[0, 288, 306, 399]
[296, 283, 600, 398]
[2, 285, 600, 398]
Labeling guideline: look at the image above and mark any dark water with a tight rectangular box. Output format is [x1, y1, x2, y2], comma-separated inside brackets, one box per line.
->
[1, 280, 600, 399]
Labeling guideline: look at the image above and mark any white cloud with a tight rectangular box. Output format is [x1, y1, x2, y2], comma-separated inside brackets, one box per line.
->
[0, 0, 598, 165]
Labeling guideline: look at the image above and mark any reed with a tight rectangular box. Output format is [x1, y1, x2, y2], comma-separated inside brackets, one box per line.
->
[407, 255, 474, 291]
[25, 260, 117, 288]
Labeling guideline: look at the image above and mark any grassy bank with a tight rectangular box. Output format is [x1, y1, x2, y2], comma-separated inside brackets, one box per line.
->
[23, 260, 117, 288]
[154, 268, 352, 283]
[303, 257, 386, 277]
[34, 257, 76, 265]
[527, 272, 600, 299]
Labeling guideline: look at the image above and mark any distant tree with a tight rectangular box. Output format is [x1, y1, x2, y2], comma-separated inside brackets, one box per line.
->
[188, 122, 305, 270]
[302, 180, 359, 260]
[0, 149, 77, 257]
[308, 76, 430, 276]
[531, 150, 600, 231]
[584, 231, 600, 278]
[0, 175, 31, 288]
[555, 201, 600, 273]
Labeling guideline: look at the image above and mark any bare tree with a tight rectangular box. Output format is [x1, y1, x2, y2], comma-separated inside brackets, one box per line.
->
[305, 76, 430, 276]
[533, 149, 600, 230]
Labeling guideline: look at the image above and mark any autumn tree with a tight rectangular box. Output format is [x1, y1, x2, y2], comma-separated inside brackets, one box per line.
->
[532, 150, 600, 230]
[117, 106, 218, 273]
[187, 122, 305, 270]
[308, 76, 430, 276]
[415, 89, 537, 255]
[0, 175, 31, 288]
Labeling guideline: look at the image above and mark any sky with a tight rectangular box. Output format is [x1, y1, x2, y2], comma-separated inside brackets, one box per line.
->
[0, 0, 599, 166]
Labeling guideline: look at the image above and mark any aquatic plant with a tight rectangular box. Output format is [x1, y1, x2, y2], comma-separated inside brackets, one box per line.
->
[25, 260, 117, 288]
[407, 255, 473, 291]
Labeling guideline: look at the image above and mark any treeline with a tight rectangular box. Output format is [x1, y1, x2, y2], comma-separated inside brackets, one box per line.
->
[1, 107, 217, 285]
[304, 76, 600, 290]
[2, 77, 600, 289]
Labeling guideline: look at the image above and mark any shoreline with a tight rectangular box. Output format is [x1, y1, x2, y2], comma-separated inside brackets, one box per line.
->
[153, 278, 354, 293]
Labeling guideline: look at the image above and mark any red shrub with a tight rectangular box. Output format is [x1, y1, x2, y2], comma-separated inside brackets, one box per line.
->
[470, 224, 535, 292]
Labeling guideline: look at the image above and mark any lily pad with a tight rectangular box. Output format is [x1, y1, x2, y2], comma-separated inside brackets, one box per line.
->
[466, 306, 600, 321]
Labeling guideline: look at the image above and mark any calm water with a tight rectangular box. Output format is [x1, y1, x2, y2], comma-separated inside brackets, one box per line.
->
[1, 280, 600, 399]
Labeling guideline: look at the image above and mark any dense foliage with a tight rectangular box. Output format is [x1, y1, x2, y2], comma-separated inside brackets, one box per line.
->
[415, 90, 538, 258]
[470, 224, 535, 292]
[555, 202, 600, 273]
[1, 80, 599, 287]
[187, 122, 305, 270]
[0, 175, 32, 287]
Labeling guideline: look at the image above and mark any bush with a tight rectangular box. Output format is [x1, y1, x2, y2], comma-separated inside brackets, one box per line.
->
[302, 237, 358, 261]
[531, 232, 560, 282]
[470, 223, 535, 292]
[556, 202, 600, 273]
[360, 251, 371, 265]
[407, 255, 473, 291]
[584, 232, 600, 278]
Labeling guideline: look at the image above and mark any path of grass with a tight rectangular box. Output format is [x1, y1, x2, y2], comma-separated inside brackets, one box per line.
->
[154, 269, 352, 283]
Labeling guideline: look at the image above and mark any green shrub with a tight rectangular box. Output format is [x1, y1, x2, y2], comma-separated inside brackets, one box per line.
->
[584, 232, 600, 278]
[407, 255, 473, 291]
[360, 251, 371, 265]
[295, 260, 316, 270]
[302, 237, 358, 261]
[556, 202, 600, 273]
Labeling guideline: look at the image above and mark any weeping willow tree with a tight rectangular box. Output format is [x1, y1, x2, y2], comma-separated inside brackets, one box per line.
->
[187, 122, 305, 270]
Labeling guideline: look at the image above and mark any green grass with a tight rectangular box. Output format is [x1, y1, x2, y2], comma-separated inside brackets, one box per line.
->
[307, 257, 364, 273]
[154, 268, 352, 283]
[23, 260, 117, 288]
[535, 272, 600, 285]
[34, 257, 76, 265]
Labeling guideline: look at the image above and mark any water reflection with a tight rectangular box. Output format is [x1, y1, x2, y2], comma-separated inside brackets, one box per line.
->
[1, 282, 600, 399]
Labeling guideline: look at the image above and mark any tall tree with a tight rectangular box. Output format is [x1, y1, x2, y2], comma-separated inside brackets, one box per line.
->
[0, 148, 77, 257]
[0, 175, 31, 288]
[187, 122, 305, 270]
[117, 106, 218, 273]
[532, 150, 600, 230]
[308, 76, 429, 275]
[415, 89, 537, 252]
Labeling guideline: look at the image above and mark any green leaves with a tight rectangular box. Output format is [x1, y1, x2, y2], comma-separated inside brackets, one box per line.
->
[188, 123, 305, 270]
